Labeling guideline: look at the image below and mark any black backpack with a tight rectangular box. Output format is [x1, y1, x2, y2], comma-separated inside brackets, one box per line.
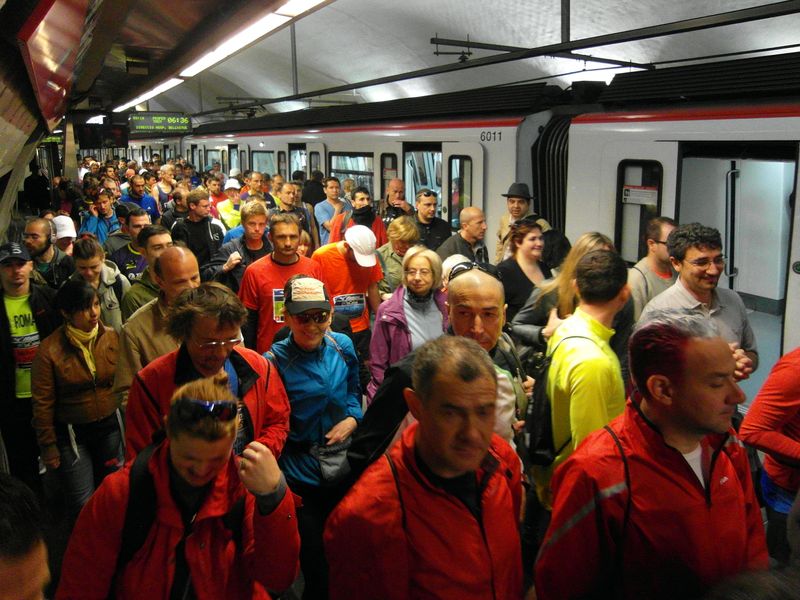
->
[524, 335, 594, 466]
[113, 443, 245, 578]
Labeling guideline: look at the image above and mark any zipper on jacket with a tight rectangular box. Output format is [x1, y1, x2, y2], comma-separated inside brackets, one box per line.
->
[704, 434, 728, 507]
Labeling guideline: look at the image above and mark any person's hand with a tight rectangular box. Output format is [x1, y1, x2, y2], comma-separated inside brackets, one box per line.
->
[399, 199, 413, 214]
[87, 203, 98, 217]
[512, 420, 526, 434]
[44, 455, 60, 470]
[237, 441, 281, 495]
[223, 251, 242, 273]
[542, 308, 566, 340]
[522, 375, 535, 398]
[325, 417, 357, 445]
[730, 343, 753, 381]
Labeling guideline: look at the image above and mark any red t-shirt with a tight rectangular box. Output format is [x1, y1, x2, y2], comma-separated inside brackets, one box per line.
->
[238, 254, 323, 353]
[311, 243, 383, 333]
[329, 213, 388, 248]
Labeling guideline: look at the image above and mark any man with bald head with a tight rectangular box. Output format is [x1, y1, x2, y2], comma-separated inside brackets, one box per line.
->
[343, 263, 531, 489]
[379, 178, 413, 225]
[113, 245, 200, 408]
[436, 206, 489, 263]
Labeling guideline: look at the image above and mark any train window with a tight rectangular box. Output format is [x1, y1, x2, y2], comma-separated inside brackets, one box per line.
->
[252, 151, 276, 177]
[310, 151, 321, 173]
[239, 150, 247, 171]
[229, 145, 239, 173]
[330, 152, 375, 196]
[615, 160, 663, 263]
[380, 153, 398, 197]
[448, 156, 473, 230]
[404, 145, 442, 203]
[278, 151, 287, 178]
[205, 149, 222, 171]
[289, 144, 307, 177]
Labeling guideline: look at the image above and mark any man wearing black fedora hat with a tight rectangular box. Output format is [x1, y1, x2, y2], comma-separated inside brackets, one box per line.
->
[496, 182, 551, 263]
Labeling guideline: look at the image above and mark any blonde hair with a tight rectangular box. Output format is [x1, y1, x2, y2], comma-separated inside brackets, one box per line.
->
[387, 215, 420, 243]
[240, 199, 268, 222]
[166, 373, 239, 441]
[538, 231, 614, 317]
[402, 246, 443, 288]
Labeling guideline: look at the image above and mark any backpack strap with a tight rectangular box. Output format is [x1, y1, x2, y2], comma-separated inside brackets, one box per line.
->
[385, 453, 407, 530]
[116, 443, 159, 572]
[630, 265, 650, 298]
[112, 274, 125, 306]
[603, 424, 632, 541]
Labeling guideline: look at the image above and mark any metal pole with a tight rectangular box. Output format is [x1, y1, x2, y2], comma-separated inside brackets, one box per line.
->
[562, 0, 570, 43]
[291, 23, 299, 95]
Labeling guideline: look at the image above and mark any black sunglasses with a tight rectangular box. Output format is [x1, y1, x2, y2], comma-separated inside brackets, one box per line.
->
[293, 311, 330, 324]
[447, 261, 502, 283]
[174, 398, 238, 423]
[417, 190, 437, 198]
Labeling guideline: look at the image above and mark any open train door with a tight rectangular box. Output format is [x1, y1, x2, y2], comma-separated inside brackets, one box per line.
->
[783, 152, 800, 352]
[442, 142, 484, 230]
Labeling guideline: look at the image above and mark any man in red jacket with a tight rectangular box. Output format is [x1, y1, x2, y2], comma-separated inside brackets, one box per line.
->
[125, 282, 290, 461]
[324, 336, 523, 600]
[535, 309, 768, 600]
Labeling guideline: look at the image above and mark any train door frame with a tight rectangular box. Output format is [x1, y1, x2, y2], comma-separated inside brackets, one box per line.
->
[239, 148, 248, 172]
[307, 143, 325, 176]
[443, 142, 484, 230]
[403, 142, 442, 214]
[289, 143, 307, 178]
[228, 144, 239, 175]
[614, 159, 664, 263]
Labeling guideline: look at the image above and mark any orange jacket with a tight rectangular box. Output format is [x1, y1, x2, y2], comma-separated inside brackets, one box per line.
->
[325, 423, 523, 600]
[57, 441, 299, 599]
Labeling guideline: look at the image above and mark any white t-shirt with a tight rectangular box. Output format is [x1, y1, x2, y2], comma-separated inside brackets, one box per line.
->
[682, 445, 705, 488]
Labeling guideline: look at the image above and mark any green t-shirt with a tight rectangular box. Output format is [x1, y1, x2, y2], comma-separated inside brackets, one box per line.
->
[4, 294, 40, 398]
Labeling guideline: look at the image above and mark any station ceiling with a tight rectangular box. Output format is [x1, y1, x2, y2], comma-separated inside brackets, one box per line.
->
[7, 0, 800, 128]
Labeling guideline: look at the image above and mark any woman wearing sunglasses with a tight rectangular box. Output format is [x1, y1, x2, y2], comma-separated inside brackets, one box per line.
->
[58, 373, 300, 599]
[31, 279, 123, 519]
[266, 275, 362, 600]
[367, 246, 448, 403]
[497, 217, 552, 322]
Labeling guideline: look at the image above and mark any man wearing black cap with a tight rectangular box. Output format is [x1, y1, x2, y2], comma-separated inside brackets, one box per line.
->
[414, 188, 452, 250]
[496, 182, 551, 263]
[0, 243, 61, 492]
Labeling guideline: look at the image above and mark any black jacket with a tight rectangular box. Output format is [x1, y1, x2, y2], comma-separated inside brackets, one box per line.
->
[170, 217, 224, 267]
[415, 216, 452, 251]
[33, 247, 74, 290]
[202, 234, 272, 292]
[1, 283, 62, 401]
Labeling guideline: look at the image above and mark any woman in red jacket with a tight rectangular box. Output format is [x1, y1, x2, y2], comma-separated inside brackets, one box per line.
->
[57, 373, 300, 600]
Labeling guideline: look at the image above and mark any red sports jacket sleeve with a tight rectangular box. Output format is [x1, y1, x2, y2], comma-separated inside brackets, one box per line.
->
[124, 372, 164, 462]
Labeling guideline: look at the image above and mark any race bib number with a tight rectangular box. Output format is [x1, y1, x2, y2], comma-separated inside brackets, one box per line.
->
[273, 289, 285, 322]
[333, 293, 366, 318]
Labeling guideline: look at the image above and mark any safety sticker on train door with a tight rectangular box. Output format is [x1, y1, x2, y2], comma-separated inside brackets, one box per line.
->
[333, 293, 366, 318]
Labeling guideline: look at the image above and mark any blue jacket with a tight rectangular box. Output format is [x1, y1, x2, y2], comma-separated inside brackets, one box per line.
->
[267, 332, 362, 486]
[79, 211, 120, 244]
[121, 192, 159, 222]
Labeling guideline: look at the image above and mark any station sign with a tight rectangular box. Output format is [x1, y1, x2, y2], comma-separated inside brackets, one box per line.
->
[129, 112, 192, 134]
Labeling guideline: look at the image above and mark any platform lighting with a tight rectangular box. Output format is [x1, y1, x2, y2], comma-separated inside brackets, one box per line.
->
[113, 78, 184, 112]
[180, 13, 291, 77]
[275, 0, 326, 17]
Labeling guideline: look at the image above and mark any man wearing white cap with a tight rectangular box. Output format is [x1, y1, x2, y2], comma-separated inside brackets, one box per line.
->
[216, 179, 243, 230]
[312, 225, 383, 390]
[53, 215, 77, 256]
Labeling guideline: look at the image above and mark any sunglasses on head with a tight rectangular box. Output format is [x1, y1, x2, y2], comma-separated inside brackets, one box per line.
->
[447, 261, 502, 283]
[293, 311, 330, 324]
[174, 398, 238, 422]
[417, 190, 437, 198]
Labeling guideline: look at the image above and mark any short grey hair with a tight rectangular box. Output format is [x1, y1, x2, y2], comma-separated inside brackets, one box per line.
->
[411, 336, 496, 401]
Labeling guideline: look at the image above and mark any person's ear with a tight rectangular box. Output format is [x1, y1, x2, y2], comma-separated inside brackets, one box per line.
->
[670, 256, 682, 272]
[404, 387, 423, 420]
[647, 374, 674, 407]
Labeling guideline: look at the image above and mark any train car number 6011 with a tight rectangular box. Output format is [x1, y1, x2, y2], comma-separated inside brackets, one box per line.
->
[480, 131, 502, 142]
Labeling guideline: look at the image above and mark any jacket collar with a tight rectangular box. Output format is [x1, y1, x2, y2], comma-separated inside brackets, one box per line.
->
[174, 344, 258, 398]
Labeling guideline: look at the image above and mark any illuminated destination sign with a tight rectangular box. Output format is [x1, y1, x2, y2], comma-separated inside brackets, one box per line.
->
[129, 112, 192, 134]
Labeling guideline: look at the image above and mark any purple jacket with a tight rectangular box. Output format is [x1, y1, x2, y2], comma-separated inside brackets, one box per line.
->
[367, 285, 448, 402]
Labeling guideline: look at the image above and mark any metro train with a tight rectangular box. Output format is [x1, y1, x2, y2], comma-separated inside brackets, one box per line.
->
[109, 53, 800, 373]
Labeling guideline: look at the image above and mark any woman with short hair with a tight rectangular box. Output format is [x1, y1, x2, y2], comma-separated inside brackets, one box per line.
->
[31, 279, 122, 517]
[367, 246, 448, 402]
[376, 215, 421, 300]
